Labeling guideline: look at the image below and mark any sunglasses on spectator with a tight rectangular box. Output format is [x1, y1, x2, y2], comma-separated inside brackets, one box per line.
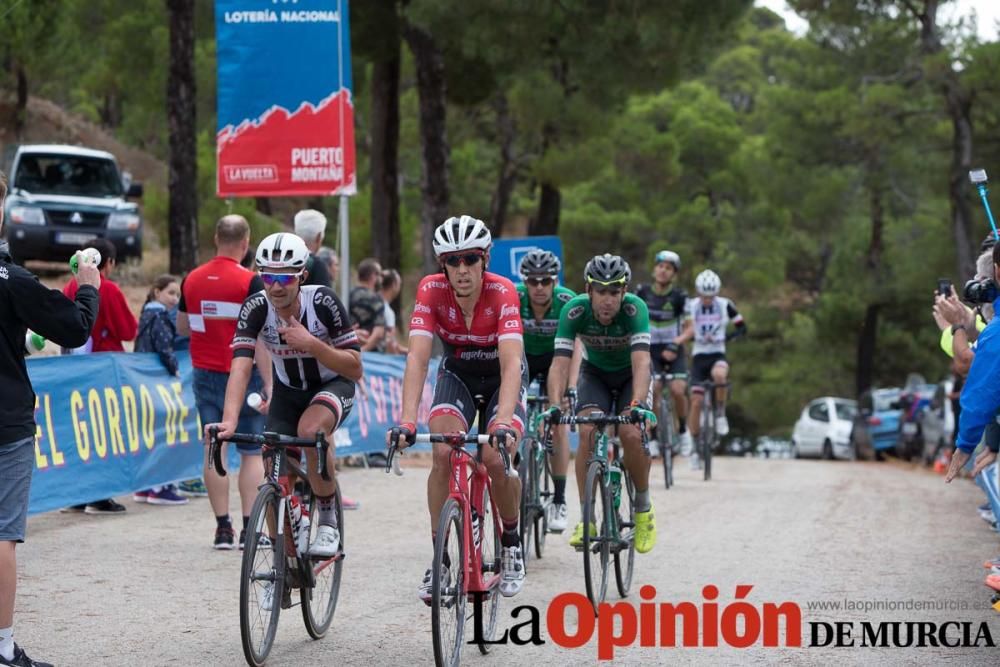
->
[526, 277, 554, 287]
[260, 272, 303, 287]
[443, 252, 484, 268]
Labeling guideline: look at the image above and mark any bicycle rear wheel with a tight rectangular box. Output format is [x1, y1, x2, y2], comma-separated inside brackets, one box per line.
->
[475, 483, 501, 654]
[534, 448, 551, 558]
[433, 498, 466, 667]
[240, 484, 285, 667]
[703, 405, 714, 482]
[659, 399, 674, 490]
[517, 440, 536, 570]
[582, 460, 610, 614]
[614, 469, 636, 597]
[301, 485, 343, 639]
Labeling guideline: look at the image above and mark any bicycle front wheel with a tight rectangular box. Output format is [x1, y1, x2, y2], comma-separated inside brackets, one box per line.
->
[614, 469, 636, 597]
[240, 484, 285, 667]
[582, 460, 610, 614]
[475, 482, 501, 654]
[535, 447, 551, 558]
[517, 440, 536, 570]
[301, 485, 343, 639]
[433, 498, 467, 667]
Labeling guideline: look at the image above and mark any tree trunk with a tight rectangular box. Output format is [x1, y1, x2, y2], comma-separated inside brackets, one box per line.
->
[403, 21, 449, 273]
[370, 39, 402, 272]
[856, 185, 884, 396]
[530, 182, 561, 236]
[489, 93, 518, 237]
[14, 64, 27, 139]
[907, 0, 975, 277]
[166, 0, 198, 273]
[945, 85, 975, 278]
[254, 197, 272, 216]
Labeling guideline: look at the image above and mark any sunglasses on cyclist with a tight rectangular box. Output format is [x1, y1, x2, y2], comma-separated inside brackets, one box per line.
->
[526, 277, 554, 287]
[442, 252, 484, 268]
[260, 272, 303, 287]
[592, 286, 624, 296]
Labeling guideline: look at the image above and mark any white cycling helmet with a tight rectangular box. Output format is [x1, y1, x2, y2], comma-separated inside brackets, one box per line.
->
[432, 215, 492, 257]
[695, 269, 721, 296]
[256, 232, 309, 271]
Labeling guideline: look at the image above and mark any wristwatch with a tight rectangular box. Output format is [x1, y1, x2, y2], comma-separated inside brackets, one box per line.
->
[951, 323, 966, 335]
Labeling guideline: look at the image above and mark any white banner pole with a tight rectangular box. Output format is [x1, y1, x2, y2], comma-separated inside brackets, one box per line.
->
[339, 194, 350, 304]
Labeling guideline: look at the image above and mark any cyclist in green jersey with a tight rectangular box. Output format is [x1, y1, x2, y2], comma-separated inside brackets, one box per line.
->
[546, 254, 657, 554]
[517, 250, 580, 533]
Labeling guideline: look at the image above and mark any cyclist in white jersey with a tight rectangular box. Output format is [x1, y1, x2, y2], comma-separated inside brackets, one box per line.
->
[205, 233, 362, 558]
[687, 270, 746, 466]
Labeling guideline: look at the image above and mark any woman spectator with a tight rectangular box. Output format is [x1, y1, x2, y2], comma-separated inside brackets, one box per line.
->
[132, 275, 188, 506]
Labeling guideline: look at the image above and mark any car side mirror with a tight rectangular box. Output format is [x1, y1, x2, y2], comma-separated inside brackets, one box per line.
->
[127, 182, 144, 198]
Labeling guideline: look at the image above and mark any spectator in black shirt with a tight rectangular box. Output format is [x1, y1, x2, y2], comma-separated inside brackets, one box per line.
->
[0, 169, 100, 667]
[349, 258, 385, 352]
[294, 209, 332, 288]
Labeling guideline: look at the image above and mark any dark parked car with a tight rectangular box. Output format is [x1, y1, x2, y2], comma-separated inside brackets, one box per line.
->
[2, 144, 143, 263]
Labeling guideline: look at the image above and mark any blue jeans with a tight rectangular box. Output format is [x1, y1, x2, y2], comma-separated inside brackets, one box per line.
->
[192, 367, 266, 453]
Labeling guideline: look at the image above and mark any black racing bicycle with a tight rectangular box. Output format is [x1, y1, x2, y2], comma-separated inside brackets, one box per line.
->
[209, 428, 343, 667]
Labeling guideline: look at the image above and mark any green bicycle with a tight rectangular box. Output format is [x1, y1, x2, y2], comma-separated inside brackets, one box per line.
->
[518, 390, 553, 567]
[544, 396, 653, 613]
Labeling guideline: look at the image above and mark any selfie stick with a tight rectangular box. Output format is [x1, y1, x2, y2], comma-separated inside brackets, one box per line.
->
[969, 169, 999, 240]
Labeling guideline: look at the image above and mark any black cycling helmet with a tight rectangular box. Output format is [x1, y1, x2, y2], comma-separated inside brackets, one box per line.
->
[584, 253, 631, 286]
[519, 249, 561, 279]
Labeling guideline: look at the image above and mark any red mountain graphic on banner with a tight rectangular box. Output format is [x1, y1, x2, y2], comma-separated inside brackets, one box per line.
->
[217, 90, 356, 197]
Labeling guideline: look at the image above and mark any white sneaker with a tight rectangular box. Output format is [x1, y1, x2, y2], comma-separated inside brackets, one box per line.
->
[716, 413, 730, 436]
[500, 545, 525, 597]
[690, 453, 702, 471]
[547, 502, 568, 533]
[647, 439, 661, 458]
[418, 565, 449, 605]
[308, 524, 340, 557]
[260, 582, 274, 612]
[679, 431, 694, 456]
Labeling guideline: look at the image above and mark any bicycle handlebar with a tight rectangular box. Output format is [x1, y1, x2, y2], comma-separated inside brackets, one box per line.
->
[207, 427, 332, 481]
[384, 430, 514, 477]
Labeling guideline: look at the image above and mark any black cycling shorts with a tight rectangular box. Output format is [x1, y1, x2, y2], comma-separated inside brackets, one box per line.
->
[526, 352, 554, 390]
[577, 361, 652, 415]
[430, 360, 528, 434]
[650, 344, 688, 379]
[267, 375, 356, 437]
[690, 353, 728, 388]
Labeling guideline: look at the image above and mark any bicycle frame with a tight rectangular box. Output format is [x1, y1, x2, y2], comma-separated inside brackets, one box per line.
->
[446, 440, 502, 596]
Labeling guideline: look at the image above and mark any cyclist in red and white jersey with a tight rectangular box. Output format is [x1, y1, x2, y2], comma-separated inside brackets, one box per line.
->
[388, 215, 528, 600]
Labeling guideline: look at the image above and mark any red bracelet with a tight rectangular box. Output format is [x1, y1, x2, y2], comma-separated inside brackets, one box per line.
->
[489, 422, 511, 434]
[399, 422, 416, 434]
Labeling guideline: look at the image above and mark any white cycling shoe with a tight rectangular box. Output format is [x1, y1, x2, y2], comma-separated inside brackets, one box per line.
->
[499, 545, 525, 597]
[679, 431, 694, 456]
[309, 525, 341, 558]
[546, 502, 568, 533]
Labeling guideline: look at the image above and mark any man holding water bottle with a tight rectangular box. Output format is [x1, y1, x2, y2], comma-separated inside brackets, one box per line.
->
[0, 170, 101, 667]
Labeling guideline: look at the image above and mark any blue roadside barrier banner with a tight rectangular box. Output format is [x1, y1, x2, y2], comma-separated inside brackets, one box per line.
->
[25, 350, 581, 514]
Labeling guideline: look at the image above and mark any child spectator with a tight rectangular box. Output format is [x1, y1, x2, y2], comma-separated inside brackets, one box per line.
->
[132, 275, 188, 506]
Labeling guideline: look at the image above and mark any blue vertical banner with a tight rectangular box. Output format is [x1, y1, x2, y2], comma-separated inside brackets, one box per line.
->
[215, 0, 356, 197]
[489, 236, 565, 284]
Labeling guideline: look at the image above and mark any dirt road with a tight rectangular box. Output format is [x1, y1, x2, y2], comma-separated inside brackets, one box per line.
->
[16, 455, 1000, 666]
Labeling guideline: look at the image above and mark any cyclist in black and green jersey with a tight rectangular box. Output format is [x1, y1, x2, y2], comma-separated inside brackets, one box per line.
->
[546, 254, 657, 554]
[517, 249, 579, 533]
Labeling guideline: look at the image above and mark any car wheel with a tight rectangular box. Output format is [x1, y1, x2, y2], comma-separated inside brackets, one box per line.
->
[822, 439, 834, 460]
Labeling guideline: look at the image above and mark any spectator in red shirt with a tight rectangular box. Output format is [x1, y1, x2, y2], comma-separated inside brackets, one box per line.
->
[61, 238, 138, 515]
[62, 238, 137, 354]
[177, 215, 271, 550]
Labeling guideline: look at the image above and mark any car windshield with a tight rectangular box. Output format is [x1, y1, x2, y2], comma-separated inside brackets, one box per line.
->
[834, 401, 857, 421]
[14, 154, 122, 198]
[873, 390, 900, 412]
